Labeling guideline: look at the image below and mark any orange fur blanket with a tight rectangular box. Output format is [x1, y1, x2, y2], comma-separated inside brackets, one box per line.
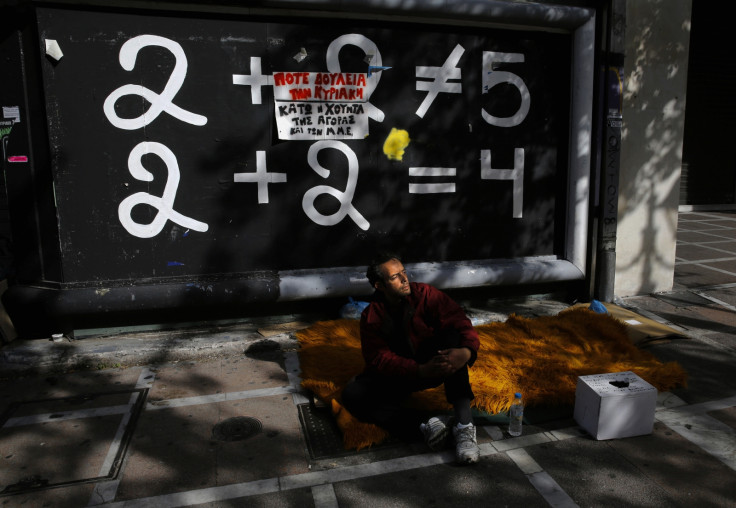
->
[296, 307, 687, 450]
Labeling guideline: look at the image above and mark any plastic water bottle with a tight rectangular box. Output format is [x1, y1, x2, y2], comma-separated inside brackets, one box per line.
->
[509, 392, 524, 436]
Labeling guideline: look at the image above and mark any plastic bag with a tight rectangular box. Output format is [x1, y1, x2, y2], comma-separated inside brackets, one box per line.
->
[339, 297, 370, 319]
[588, 299, 608, 314]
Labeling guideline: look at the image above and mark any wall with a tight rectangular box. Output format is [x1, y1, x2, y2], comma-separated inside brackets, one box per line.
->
[615, 0, 692, 296]
[680, 0, 736, 206]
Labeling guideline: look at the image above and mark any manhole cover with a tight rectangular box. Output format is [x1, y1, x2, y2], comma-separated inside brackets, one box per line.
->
[212, 416, 262, 441]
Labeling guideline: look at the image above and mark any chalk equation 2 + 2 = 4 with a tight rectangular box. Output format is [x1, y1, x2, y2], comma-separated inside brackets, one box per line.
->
[104, 33, 531, 239]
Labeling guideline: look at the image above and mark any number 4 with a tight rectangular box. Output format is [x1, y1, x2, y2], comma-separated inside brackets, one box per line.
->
[480, 148, 524, 218]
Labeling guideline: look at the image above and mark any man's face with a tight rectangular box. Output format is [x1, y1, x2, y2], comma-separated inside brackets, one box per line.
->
[376, 259, 411, 302]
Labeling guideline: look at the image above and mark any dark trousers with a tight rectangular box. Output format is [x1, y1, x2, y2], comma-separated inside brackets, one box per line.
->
[341, 330, 474, 442]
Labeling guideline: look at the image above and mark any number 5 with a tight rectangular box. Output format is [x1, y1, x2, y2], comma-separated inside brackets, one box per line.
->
[481, 51, 530, 128]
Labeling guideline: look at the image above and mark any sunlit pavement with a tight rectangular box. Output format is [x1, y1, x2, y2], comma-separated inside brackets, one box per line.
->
[2, 211, 736, 507]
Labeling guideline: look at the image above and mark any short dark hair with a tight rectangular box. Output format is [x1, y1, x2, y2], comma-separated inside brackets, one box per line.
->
[366, 252, 402, 286]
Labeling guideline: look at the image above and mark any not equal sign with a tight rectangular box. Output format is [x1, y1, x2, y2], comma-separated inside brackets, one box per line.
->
[408, 167, 456, 194]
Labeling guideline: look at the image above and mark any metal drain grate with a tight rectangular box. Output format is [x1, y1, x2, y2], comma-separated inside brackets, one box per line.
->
[297, 403, 351, 459]
[212, 416, 262, 441]
[297, 403, 397, 460]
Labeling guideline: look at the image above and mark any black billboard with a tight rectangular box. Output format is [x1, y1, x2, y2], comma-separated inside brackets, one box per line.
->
[36, 7, 572, 284]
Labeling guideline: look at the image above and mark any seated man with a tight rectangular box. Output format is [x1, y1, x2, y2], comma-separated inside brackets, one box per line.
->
[342, 252, 481, 464]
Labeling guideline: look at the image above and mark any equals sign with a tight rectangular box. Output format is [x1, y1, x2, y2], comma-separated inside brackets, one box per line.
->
[408, 167, 456, 194]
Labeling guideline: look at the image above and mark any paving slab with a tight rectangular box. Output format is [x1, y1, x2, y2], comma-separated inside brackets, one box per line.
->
[693, 220, 736, 230]
[677, 230, 733, 244]
[332, 456, 550, 508]
[527, 435, 679, 507]
[695, 286, 736, 310]
[677, 243, 736, 261]
[653, 290, 714, 308]
[672, 263, 736, 287]
[696, 228, 736, 240]
[710, 406, 736, 427]
[116, 396, 308, 500]
[647, 340, 736, 404]
[190, 488, 315, 508]
[1, 413, 123, 485]
[697, 258, 736, 275]
[646, 306, 735, 337]
[607, 421, 736, 507]
[146, 352, 289, 404]
[0, 484, 95, 507]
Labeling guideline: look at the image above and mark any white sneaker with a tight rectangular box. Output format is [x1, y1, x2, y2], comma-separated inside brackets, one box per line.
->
[420, 416, 452, 451]
[453, 423, 480, 464]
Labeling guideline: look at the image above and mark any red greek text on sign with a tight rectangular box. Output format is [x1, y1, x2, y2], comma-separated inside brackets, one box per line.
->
[272, 72, 368, 102]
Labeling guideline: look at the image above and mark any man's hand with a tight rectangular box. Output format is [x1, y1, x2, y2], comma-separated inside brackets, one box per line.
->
[417, 347, 471, 378]
[438, 347, 472, 370]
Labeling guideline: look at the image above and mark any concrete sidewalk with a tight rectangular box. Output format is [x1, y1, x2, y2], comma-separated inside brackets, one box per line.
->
[2, 211, 736, 507]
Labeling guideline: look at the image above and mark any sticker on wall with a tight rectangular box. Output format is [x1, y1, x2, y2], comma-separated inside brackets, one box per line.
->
[293, 47, 308, 62]
[2, 106, 20, 123]
[368, 65, 391, 77]
[0, 117, 16, 162]
[0, 120, 13, 139]
[44, 39, 64, 61]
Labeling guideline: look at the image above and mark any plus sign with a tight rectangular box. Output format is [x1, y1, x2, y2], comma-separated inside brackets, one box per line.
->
[233, 57, 273, 105]
[234, 151, 287, 204]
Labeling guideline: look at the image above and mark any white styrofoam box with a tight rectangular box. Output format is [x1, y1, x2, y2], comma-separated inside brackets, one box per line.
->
[574, 371, 657, 440]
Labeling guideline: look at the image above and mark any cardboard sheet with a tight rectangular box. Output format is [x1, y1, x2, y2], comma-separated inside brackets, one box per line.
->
[570, 302, 689, 345]
[257, 321, 312, 338]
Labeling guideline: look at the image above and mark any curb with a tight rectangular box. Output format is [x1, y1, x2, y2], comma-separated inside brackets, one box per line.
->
[0, 327, 301, 378]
